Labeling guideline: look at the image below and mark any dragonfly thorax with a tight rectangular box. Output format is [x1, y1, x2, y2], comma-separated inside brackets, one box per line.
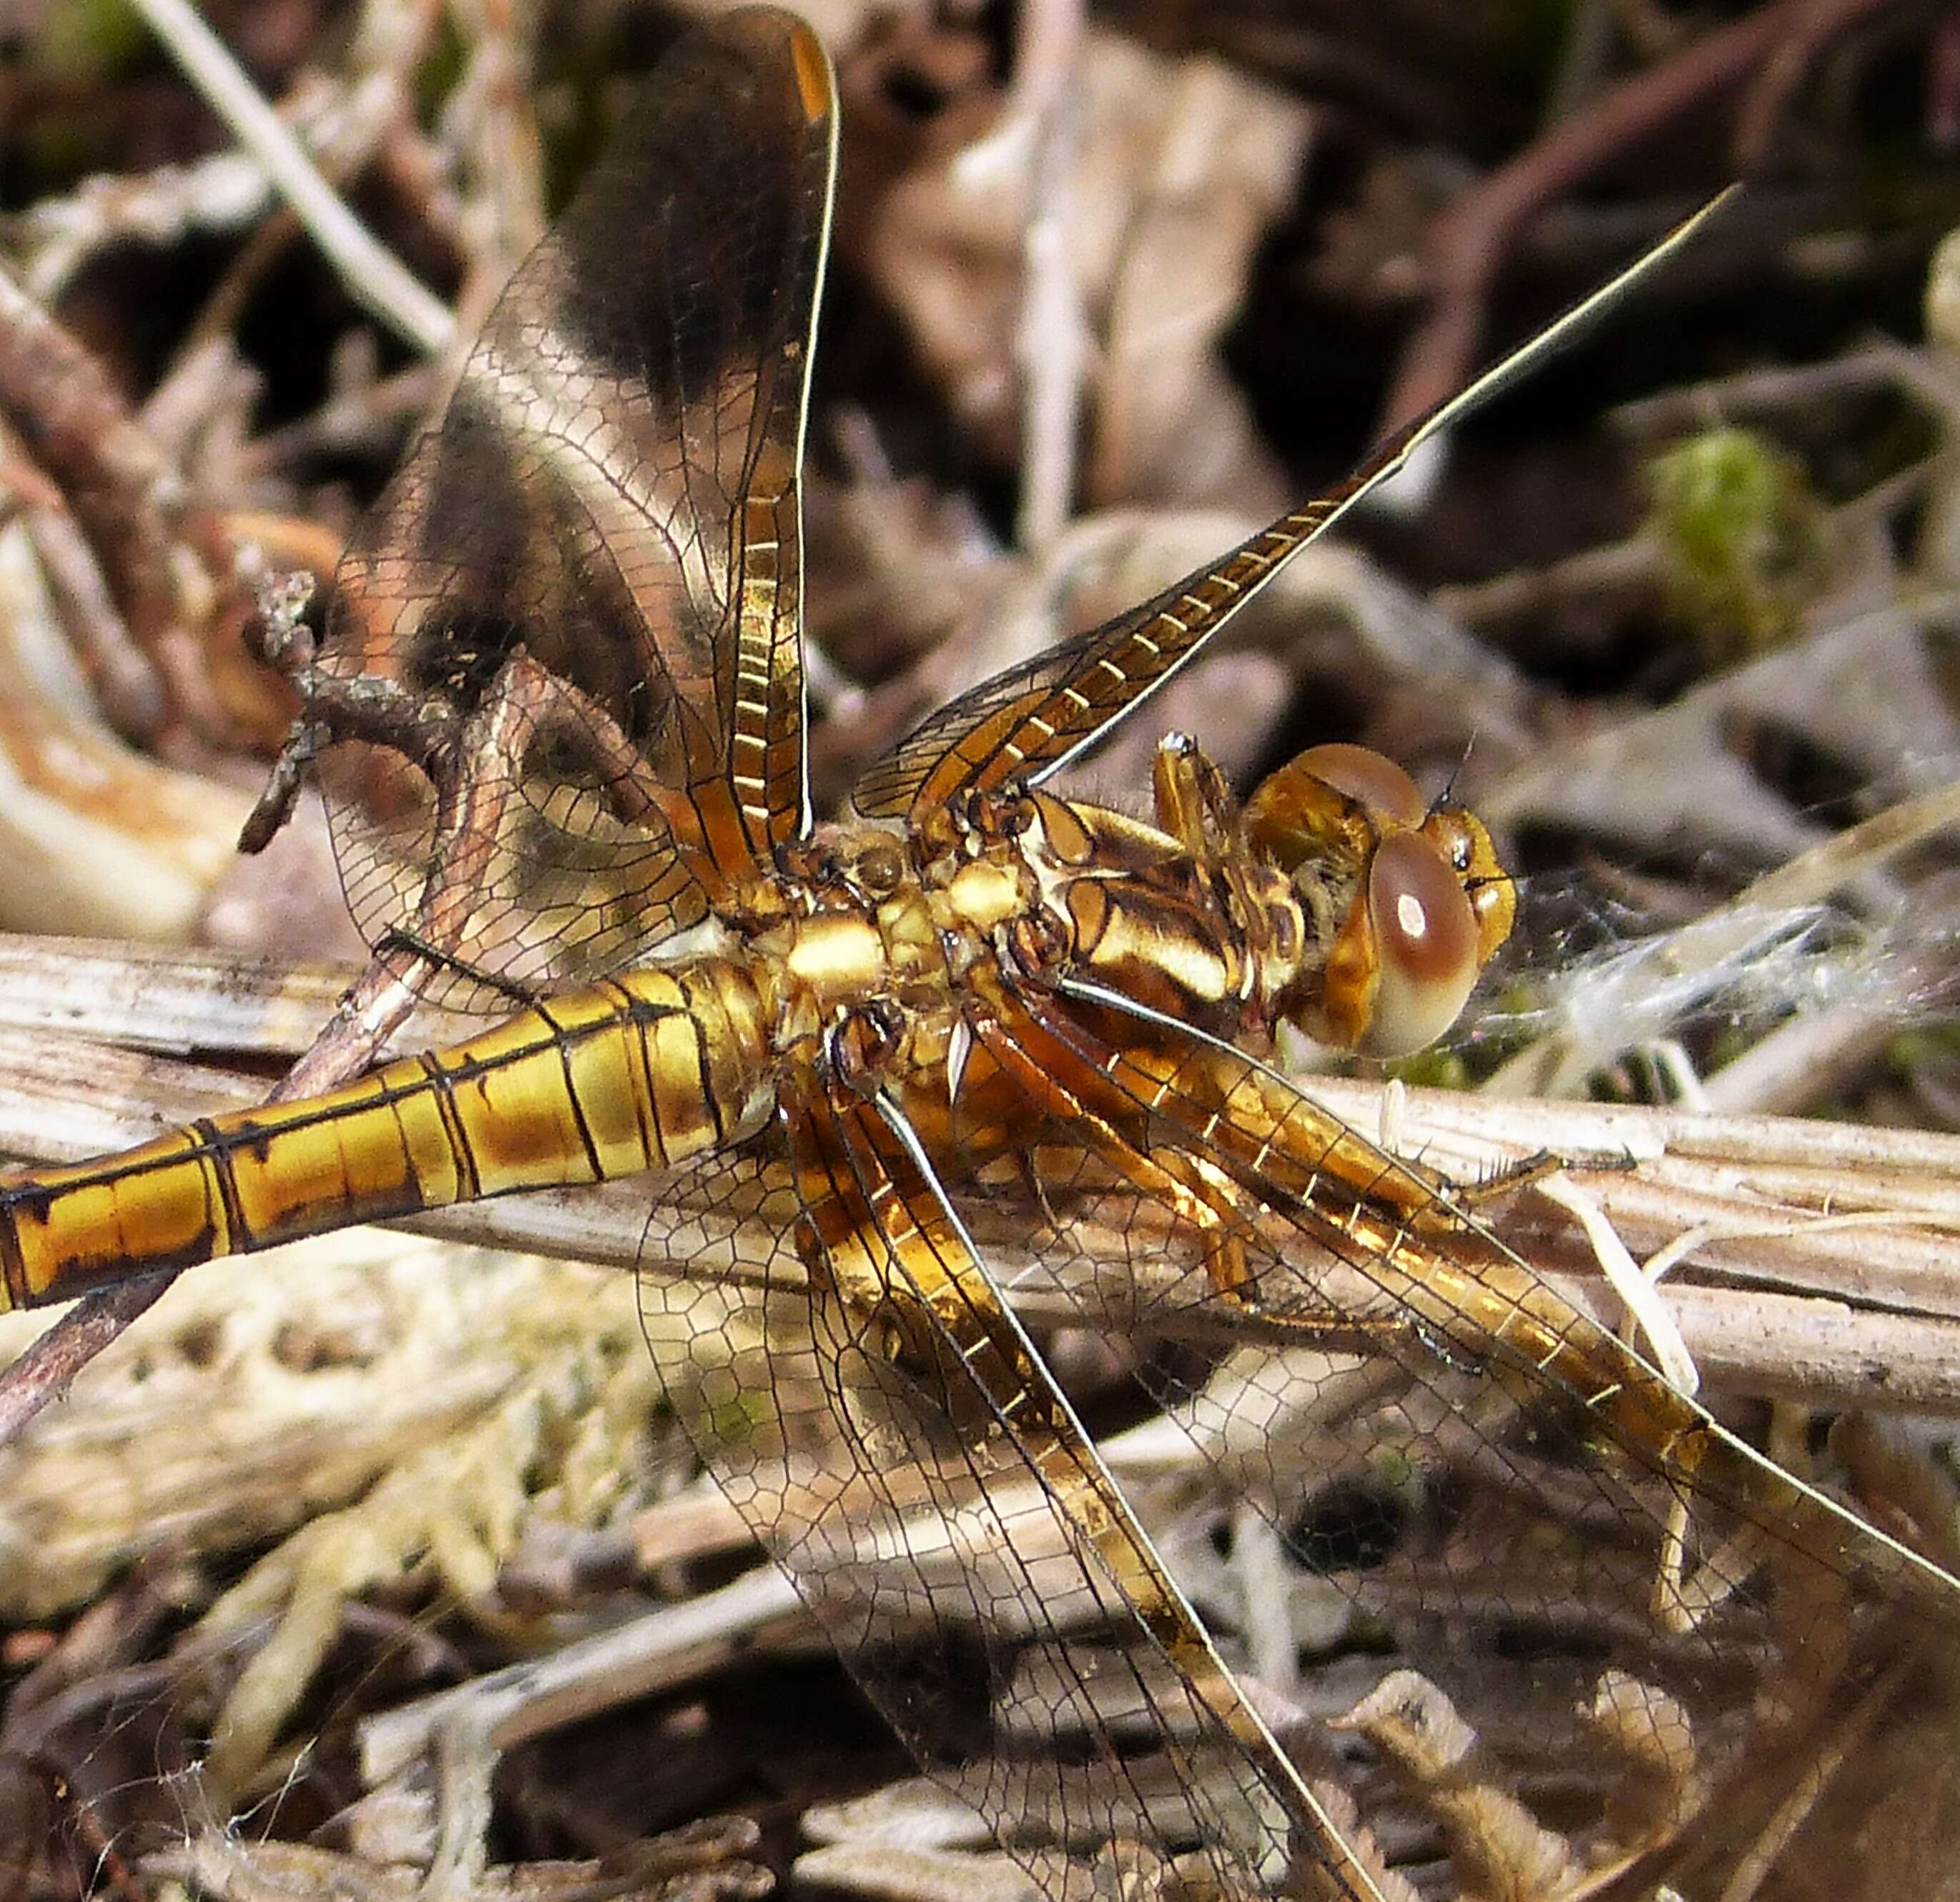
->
[737, 830, 955, 1055]
[937, 780, 1306, 1048]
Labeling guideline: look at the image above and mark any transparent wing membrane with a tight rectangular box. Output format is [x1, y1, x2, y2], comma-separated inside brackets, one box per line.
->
[316, 11, 834, 999]
[937, 978, 1960, 1876]
[644, 1078, 1394, 1902]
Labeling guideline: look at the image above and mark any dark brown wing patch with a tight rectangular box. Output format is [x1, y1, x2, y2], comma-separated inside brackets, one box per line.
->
[318, 11, 834, 998]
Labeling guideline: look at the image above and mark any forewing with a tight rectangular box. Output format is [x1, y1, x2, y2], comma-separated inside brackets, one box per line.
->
[852, 192, 1736, 824]
[641, 1078, 1394, 1902]
[850, 493, 1365, 822]
[320, 9, 834, 996]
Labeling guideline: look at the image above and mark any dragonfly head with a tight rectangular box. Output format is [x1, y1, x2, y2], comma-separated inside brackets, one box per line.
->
[1244, 742, 1515, 1057]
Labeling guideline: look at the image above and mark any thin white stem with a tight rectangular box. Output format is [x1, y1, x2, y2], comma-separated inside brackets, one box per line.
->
[1006, 0, 1088, 552]
[128, 0, 455, 355]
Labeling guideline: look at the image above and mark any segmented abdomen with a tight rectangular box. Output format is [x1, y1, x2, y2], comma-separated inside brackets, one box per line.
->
[0, 960, 769, 1311]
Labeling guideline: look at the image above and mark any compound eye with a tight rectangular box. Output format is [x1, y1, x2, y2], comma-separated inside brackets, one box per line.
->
[1292, 743, 1427, 828]
[1360, 832, 1480, 1056]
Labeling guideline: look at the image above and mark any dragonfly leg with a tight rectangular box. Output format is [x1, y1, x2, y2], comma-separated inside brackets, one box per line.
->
[1447, 1147, 1566, 1211]
[971, 1006, 1416, 1346]
[371, 926, 541, 1007]
[970, 1004, 1257, 1303]
[1150, 733, 1241, 857]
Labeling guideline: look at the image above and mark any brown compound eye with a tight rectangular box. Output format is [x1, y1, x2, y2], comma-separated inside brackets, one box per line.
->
[1358, 832, 1481, 1056]
[1290, 742, 1427, 829]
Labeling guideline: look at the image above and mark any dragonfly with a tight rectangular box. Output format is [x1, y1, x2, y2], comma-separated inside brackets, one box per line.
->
[2, 10, 1955, 1898]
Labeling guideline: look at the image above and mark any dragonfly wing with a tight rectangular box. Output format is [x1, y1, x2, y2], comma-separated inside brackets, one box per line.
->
[852, 193, 1736, 826]
[954, 980, 1960, 1878]
[850, 495, 1367, 822]
[642, 1075, 1399, 1902]
[320, 10, 834, 996]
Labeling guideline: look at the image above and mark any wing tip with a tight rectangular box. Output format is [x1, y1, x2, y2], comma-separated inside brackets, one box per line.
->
[788, 20, 835, 126]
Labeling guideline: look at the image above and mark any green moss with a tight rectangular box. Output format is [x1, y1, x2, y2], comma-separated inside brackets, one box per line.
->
[28, 0, 146, 80]
[1385, 1046, 1472, 1090]
[1643, 427, 1828, 669]
[411, 12, 469, 124]
[1886, 1024, 1960, 1076]
[17, 0, 147, 178]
